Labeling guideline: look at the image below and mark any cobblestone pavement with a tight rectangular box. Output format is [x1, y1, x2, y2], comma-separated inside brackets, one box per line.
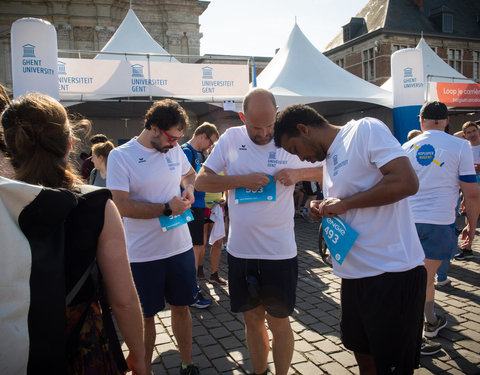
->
[124, 217, 480, 374]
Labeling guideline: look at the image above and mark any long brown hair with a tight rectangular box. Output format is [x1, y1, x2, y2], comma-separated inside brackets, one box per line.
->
[1, 93, 84, 189]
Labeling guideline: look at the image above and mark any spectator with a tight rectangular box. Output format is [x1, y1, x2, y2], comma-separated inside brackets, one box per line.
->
[90, 140, 115, 187]
[80, 133, 108, 180]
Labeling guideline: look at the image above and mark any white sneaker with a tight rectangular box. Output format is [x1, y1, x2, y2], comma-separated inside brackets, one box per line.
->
[436, 277, 451, 287]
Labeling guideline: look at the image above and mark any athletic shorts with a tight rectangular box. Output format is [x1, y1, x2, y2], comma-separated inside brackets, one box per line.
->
[187, 207, 205, 245]
[130, 249, 196, 317]
[227, 253, 297, 318]
[415, 223, 457, 260]
[341, 265, 427, 373]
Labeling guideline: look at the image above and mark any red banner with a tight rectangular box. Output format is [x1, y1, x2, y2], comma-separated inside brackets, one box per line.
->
[431, 82, 480, 107]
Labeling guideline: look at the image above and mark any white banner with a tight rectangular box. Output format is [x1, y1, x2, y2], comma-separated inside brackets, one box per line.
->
[11, 18, 59, 99]
[58, 58, 249, 99]
[391, 48, 424, 108]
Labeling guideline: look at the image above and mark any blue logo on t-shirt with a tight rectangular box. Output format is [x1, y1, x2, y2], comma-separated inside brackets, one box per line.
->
[413, 144, 444, 167]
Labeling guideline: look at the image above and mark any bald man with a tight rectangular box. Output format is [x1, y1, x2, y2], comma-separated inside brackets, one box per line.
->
[195, 88, 321, 375]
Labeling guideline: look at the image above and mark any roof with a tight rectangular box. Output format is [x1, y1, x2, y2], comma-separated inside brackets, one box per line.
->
[325, 0, 480, 51]
[94, 9, 178, 62]
[256, 23, 392, 110]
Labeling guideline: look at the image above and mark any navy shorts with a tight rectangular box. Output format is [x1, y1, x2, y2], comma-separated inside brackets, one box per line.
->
[130, 249, 196, 317]
[227, 253, 297, 318]
[341, 266, 427, 373]
[187, 207, 205, 246]
[415, 223, 457, 260]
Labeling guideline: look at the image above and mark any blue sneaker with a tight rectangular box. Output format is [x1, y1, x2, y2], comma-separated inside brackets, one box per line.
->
[190, 290, 212, 309]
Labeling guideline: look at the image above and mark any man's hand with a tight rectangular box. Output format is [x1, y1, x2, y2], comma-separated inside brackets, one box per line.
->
[169, 196, 192, 216]
[242, 173, 270, 191]
[475, 164, 480, 174]
[310, 198, 348, 221]
[182, 184, 195, 205]
[460, 224, 476, 248]
[125, 352, 146, 375]
[274, 168, 299, 186]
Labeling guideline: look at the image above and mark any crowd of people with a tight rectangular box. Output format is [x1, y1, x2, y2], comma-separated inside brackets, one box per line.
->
[0, 82, 479, 375]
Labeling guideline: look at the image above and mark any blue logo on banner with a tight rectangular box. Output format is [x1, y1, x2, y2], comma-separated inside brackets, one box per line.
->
[321, 216, 359, 265]
[202, 66, 213, 79]
[235, 175, 276, 204]
[58, 60, 67, 75]
[22, 44, 36, 58]
[158, 209, 194, 232]
[131, 64, 144, 77]
[403, 67, 413, 78]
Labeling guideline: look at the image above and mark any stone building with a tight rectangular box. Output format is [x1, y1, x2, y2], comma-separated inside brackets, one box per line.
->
[0, 0, 209, 87]
[323, 0, 480, 87]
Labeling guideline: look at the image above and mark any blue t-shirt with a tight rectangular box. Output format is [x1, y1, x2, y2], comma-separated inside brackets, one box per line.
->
[181, 142, 205, 208]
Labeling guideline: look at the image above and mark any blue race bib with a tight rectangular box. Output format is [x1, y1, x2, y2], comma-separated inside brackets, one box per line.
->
[321, 216, 359, 265]
[234, 175, 276, 204]
[158, 209, 194, 232]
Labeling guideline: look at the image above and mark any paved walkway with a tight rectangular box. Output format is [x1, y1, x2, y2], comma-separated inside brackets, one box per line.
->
[126, 217, 480, 374]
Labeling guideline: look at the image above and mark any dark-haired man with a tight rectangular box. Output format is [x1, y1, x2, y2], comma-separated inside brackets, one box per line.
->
[274, 104, 427, 373]
[403, 101, 480, 349]
[195, 89, 321, 375]
[107, 99, 200, 375]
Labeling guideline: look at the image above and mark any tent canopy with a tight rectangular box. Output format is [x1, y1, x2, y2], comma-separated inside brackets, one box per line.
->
[381, 37, 474, 91]
[94, 8, 178, 62]
[256, 23, 392, 111]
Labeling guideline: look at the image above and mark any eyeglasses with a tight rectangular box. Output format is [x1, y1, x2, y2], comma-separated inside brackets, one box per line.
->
[161, 129, 183, 144]
[207, 135, 215, 147]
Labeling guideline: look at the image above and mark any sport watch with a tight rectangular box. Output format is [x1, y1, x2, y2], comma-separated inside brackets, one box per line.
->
[163, 202, 172, 216]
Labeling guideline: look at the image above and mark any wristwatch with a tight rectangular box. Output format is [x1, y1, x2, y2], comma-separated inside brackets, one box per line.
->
[163, 202, 172, 216]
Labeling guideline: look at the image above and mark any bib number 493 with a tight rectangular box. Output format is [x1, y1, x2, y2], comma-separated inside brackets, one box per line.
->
[323, 226, 339, 244]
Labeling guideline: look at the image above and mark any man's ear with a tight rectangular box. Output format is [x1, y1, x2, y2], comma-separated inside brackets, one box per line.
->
[296, 123, 309, 136]
[239, 112, 246, 123]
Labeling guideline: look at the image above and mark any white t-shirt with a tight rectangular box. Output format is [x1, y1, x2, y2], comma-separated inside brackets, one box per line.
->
[323, 118, 424, 279]
[107, 138, 193, 262]
[204, 125, 317, 260]
[402, 130, 476, 225]
[470, 143, 480, 164]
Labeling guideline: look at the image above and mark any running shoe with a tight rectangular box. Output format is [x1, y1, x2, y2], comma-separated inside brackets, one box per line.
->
[190, 290, 212, 309]
[421, 337, 442, 355]
[436, 277, 451, 287]
[209, 272, 227, 286]
[454, 249, 474, 260]
[424, 315, 447, 338]
[180, 363, 200, 375]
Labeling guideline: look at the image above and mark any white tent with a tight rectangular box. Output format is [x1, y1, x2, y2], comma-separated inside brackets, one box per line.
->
[256, 23, 393, 111]
[94, 8, 178, 62]
[381, 37, 474, 91]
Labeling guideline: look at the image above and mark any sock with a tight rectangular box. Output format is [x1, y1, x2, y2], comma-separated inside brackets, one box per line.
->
[424, 301, 436, 324]
[182, 363, 193, 369]
[255, 369, 268, 375]
[210, 271, 218, 278]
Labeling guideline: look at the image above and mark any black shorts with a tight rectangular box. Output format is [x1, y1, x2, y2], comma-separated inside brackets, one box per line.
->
[341, 266, 427, 373]
[187, 207, 205, 245]
[227, 253, 297, 318]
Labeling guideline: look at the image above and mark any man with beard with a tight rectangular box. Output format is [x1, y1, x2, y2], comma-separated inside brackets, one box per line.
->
[107, 99, 200, 375]
[273, 104, 427, 373]
[195, 88, 321, 375]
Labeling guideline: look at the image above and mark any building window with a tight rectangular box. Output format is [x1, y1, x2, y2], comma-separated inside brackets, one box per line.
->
[362, 48, 375, 81]
[336, 58, 345, 68]
[448, 49, 462, 73]
[392, 44, 410, 52]
[474, 51, 480, 81]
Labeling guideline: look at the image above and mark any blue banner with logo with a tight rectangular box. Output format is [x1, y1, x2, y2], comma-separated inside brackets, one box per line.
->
[235, 175, 276, 204]
[158, 209, 194, 232]
[321, 216, 359, 265]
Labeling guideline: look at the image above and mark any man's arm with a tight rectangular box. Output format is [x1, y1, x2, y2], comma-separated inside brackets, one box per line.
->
[195, 165, 270, 193]
[273, 167, 323, 186]
[459, 180, 480, 247]
[312, 156, 418, 219]
[181, 167, 196, 204]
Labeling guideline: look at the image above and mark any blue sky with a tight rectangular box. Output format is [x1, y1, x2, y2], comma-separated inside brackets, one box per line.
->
[199, 0, 367, 56]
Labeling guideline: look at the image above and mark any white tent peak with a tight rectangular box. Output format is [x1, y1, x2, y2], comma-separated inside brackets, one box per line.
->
[95, 8, 178, 62]
[256, 23, 392, 109]
[382, 37, 473, 90]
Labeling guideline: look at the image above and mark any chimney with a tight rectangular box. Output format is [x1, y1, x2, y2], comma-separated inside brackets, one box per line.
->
[413, 0, 424, 11]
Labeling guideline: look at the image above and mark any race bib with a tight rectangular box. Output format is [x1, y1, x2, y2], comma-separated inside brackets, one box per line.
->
[321, 216, 359, 265]
[158, 209, 194, 232]
[234, 175, 276, 204]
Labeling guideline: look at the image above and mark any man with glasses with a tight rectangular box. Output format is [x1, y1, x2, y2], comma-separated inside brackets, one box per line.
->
[181, 122, 220, 306]
[107, 99, 201, 375]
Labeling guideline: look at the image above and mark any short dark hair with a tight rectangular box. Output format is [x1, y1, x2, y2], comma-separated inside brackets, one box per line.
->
[462, 121, 478, 133]
[89, 133, 108, 145]
[193, 122, 219, 139]
[274, 104, 328, 147]
[144, 99, 189, 131]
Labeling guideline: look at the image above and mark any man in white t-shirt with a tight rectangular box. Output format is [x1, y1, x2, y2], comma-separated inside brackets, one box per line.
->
[403, 102, 480, 345]
[274, 104, 427, 373]
[195, 89, 321, 375]
[107, 99, 200, 375]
